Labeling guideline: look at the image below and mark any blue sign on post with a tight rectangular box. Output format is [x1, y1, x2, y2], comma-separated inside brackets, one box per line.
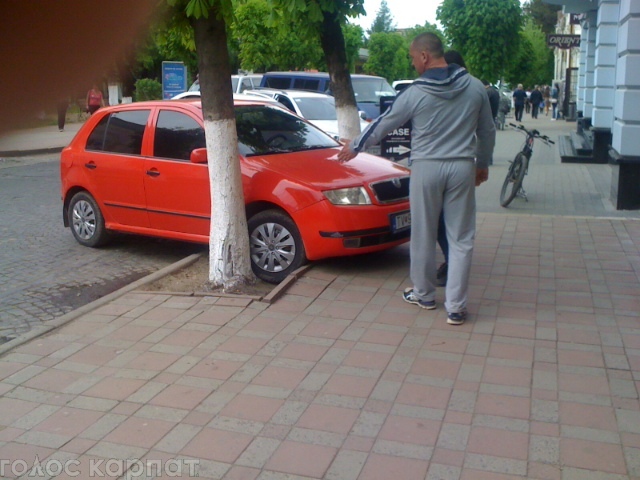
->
[162, 61, 187, 100]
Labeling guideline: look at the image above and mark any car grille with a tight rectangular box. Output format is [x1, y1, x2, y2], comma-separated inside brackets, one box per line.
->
[369, 176, 410, 204]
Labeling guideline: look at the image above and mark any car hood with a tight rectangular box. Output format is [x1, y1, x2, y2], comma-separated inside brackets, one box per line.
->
[246, 147, 410, 190]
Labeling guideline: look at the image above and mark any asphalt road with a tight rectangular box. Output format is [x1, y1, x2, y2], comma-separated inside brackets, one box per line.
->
[0, 155, 204, 342]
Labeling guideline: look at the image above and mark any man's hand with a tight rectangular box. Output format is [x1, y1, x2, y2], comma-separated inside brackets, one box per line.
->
[475, 167, 489, 186]
[337, 141, 357, 163]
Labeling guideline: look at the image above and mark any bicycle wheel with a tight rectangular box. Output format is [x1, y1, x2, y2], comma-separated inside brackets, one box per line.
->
[500, 153, 528, 207]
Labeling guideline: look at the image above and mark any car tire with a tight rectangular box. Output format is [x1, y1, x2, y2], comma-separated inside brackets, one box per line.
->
[68, 191, 110, 247]
[248, 210, 306, 284]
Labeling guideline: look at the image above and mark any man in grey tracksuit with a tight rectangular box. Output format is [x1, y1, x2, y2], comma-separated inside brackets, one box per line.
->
[338, 33, 495, 325]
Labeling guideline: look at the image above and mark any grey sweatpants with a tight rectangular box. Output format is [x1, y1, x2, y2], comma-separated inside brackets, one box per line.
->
[409, 159, 476, 313]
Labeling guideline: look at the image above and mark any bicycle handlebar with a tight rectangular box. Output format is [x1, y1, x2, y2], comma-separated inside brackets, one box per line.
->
[508, 123, 555, 144]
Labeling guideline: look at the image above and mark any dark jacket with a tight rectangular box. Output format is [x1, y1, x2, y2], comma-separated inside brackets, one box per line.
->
[487, 87, 500, 118]
[513, 88, 527, 106]
[529, 88, 543, 106]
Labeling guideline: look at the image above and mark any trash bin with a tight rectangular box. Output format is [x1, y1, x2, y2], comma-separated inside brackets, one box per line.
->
[566, 102, 577, 121]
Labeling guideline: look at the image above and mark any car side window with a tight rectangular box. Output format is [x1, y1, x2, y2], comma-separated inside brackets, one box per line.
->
[154, 110, 205, 161]
[293, 79, 321, 91]
[275, 95, 295, 112]
[86, 110, 150, 155]
[239, 78, 250, 93]
[264, 77, 291, 89]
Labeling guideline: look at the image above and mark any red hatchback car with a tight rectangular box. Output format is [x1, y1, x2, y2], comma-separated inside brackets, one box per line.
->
[60, 98, 411, 283]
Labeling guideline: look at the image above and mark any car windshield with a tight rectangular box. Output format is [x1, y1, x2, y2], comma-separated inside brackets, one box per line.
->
[235, 105, 339, 156]
[293, 96, 337, 121]
[352, 77, 396, 103]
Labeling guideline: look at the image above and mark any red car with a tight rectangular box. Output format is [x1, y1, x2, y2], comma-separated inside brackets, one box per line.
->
[60, 98, 411, 283]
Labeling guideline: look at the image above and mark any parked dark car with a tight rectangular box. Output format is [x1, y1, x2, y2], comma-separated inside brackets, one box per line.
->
[259, 72, 396, 121]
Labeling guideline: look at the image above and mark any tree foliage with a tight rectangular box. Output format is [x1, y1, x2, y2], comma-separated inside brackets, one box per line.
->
[231, 0, 324, 71]
[437, 0, 522, 83]
[363, 32, 409, 81]
[133, 78, 163, 100]
[502, 18, 554, 88]
[343, 23, 365, 72]
[523, 0, 562, 34]
[368, 0, 395, 34]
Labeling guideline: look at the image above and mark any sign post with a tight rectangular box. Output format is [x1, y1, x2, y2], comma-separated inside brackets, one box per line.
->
[379, 96, 411, 161]
[162, 61, 187, 100]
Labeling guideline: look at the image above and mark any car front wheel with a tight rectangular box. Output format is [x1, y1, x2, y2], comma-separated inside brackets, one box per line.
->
[68, 191, 110, 247]
[248, 210, 306, 284]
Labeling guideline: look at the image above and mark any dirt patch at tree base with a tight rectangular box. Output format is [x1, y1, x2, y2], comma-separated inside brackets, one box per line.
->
[141, 254, 276, 297]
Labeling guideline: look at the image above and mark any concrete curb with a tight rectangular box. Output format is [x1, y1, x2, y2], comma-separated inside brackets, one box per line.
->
[0, 253, 202, 357]
[0, 147, 64, 157]
[0, 253, 305, 357]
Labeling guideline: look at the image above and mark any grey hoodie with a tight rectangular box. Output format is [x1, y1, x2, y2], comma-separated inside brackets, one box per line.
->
[350, 65, 496, 169]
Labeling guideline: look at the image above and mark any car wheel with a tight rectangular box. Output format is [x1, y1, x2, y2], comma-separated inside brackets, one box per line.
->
[248, 210, 306, 284]
[68, 191, 110, 247]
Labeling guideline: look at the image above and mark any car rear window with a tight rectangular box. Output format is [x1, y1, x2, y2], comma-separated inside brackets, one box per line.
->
[352, 77, 396, 103]
[263, 77, 292, 89]
[294, 96, 336, 121]
[86, 110, 150, 155]
[292, 78, 322, 91]
[154, 111, 205, 161]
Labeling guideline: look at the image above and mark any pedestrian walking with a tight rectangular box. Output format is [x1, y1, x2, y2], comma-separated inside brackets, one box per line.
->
[529, 85, 543, 119]
[512, 84, 527, 122]
[543, 85, 551, 116]
[86, 84, 105, 115]
[338, 33, 496, 325]
[550, 83, 560, 120]
[56, 97, 69, 132]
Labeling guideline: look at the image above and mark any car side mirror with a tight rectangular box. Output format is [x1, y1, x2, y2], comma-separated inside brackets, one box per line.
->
[359, 111, 367, 120]
[190, 148, 208, 164]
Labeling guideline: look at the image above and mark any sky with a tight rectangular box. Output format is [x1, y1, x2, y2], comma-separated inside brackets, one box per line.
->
[351, 0, 441, 31]
[351, 0, 528, 32]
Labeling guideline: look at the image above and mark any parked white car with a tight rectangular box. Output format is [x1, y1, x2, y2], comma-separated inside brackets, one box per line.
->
[244, 89, 369, 140]
[186, 74, 264, 95]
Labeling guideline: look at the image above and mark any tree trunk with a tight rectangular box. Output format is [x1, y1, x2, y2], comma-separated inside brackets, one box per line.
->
[193, 12, 255, 290]
[319, 10, 361, 142]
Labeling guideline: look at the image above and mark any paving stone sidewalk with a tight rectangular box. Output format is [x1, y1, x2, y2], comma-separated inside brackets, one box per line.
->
[0, 213, 638, 479]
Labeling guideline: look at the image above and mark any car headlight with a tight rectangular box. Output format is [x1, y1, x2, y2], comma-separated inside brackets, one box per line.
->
[323, 187, 372, 205]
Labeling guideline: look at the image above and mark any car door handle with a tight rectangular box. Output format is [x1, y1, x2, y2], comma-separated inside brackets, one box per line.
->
[84, 162, 97, 170]
[146, 170, 160, 177]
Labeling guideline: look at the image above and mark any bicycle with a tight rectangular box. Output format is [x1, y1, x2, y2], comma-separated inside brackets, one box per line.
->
[500, 123, 555, 207]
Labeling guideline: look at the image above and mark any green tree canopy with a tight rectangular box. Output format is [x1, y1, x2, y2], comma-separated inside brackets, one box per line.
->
[502, 18, 554, 88]
[437, 0, 522, 83]
[363, 32, 409, 81]
[368, 0, 395, 34]
[523, 0, 562, 34]
[231, 0, 324, 71]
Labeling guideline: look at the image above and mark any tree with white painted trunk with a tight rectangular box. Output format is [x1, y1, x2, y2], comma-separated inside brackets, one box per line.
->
[270, 0, 366, 142]
[180, 0, 255, 289]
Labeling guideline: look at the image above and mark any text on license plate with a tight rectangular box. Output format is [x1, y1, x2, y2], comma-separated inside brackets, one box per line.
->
[391, 210, 411, 233]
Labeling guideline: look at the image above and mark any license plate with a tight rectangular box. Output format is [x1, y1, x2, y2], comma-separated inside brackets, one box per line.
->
[391, 210, 411, 233]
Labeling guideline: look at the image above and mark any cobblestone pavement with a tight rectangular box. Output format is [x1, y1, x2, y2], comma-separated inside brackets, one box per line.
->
[0, 157, 203, 341]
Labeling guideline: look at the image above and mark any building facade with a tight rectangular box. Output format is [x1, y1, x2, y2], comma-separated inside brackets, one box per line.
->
[545, 0, 640, 209]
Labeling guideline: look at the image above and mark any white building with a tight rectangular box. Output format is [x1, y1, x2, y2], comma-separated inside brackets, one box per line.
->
[544, 0, 640, 210]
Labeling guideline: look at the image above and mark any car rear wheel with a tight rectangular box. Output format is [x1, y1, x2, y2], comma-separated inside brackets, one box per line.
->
[68, 191, 110, 247]
[248, 210, 306, 284]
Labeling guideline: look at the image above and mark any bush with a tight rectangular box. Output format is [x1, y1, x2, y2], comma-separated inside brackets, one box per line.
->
[134, 78, 162, 101]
